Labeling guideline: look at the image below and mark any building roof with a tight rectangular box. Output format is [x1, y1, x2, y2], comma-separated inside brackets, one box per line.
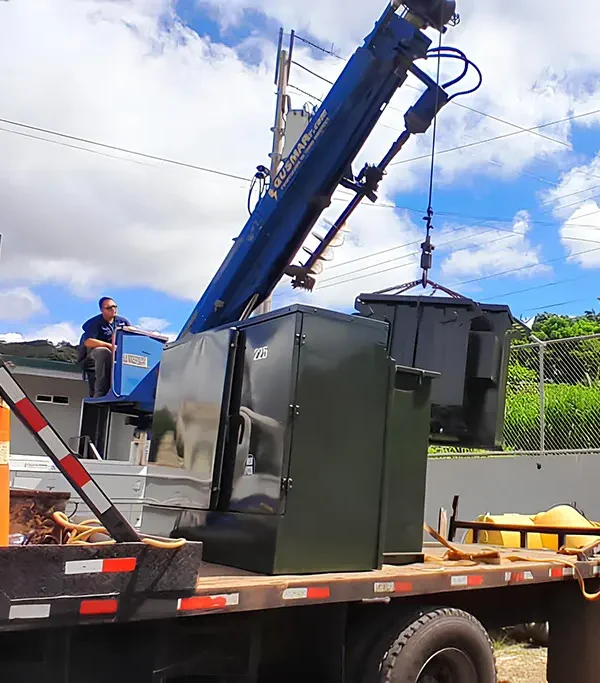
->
[1, 355, 82, 381]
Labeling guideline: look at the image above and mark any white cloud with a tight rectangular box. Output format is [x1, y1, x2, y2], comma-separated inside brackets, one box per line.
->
[559, 201, 600, 268]
[0, 322, 79, 345]
[540, 152, 600, 268]
[439, 211, 550, 286]
[199, 0, 600, 190]
[0, 287, 44, 321]
[0, 0, 598, 328]
[0, 333, 27, 344]
[136, 315, 177, 340]
[136, 316, 170, 332]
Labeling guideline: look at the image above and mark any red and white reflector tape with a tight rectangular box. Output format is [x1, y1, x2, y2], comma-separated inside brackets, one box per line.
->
[0, 363, 138, 542]
[9, 603, 51, 620]
[450, 574, 483, 588]
[177, 593, 240, 611]
[282, 586, 330, 601]
[549, 566, 574, 578]
[65, 557, 137, 575]
[373, 581, 413, 594]
[504, 570, 534, 583]
[80, 599, 119, 616]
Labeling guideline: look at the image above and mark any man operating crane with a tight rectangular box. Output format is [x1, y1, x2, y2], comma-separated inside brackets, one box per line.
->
[78, 297, 130, 397]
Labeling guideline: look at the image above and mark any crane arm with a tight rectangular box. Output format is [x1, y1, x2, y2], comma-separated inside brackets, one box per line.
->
[176, 0, 467, 339]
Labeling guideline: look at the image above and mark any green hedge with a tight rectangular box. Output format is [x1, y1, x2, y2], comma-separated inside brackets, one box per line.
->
[505, 383, 600, 451]
[429, 360, 600, 453]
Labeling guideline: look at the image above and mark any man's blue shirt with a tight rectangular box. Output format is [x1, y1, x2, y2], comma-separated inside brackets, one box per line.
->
[81, 314, 131, 345]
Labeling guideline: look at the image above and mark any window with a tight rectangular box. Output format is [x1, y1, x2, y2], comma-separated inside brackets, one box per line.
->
[35, 394, 70, 406]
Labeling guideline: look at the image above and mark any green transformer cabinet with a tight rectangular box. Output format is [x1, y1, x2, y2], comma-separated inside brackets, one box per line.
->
[162, 305, 436, 575]
[355, 294, 515, 450]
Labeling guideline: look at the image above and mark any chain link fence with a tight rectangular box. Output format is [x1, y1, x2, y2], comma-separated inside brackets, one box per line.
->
[431, 333, 600, 456]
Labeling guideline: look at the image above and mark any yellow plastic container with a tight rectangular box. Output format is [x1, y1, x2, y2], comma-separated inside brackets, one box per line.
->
[533, 505, 600, 551]
[464, 513, 544, 549]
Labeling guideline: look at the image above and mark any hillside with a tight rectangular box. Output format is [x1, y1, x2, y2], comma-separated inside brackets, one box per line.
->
[0, 339, 78, 364]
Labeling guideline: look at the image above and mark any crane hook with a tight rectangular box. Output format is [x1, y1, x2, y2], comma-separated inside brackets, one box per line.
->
[420, 208, 435, 288]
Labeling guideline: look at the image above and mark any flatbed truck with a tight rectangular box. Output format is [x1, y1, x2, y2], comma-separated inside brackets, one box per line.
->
[1, 501, 599, 682]
[3, 348, 600, 682]
[4, 1, 600, 681]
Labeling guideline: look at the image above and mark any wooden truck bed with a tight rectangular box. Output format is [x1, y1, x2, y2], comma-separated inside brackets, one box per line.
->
[0, 540, 594, 630]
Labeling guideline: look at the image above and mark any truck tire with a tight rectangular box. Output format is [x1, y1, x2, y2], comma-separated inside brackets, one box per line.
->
[357, 607, 497, 683]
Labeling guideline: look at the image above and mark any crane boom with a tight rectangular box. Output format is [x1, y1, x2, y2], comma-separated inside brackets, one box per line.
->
[177, 0, 459, 339]
[79, 0, 478, 428]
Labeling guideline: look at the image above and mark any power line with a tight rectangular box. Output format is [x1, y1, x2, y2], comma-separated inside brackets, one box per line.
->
[333, 187, 600, 227]
[451, 244, 600, 289]
[321, 183, 600, 283]
[316, 234, 600, 293]
[522, 298, 585, 314]
[318, 229, 521, 287]
[325, 219, 600, 287]
[291, 60, 334, 86]
[288, 84, 323, 102]
[294, 34, 344, 60]
[444, 99, 571, 149]
[0, 117, 252, 183]
[5, 102, 597, 239]
[293, 33, 573, 151]
[389, 109, 600, 167]
[541, 183, 600, 206]
[0, 125, 156, 168]
[287, 61, 573, 189]
[486, 273, 593, 302]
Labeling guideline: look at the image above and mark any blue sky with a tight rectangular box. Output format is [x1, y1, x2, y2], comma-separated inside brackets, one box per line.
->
[0, 0, 599, 345]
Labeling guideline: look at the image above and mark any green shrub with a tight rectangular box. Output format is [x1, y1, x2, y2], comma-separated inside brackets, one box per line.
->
[504, 382, 600, 451]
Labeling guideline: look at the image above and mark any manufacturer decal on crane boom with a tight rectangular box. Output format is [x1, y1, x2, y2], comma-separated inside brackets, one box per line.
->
[268, 109, 329, 200]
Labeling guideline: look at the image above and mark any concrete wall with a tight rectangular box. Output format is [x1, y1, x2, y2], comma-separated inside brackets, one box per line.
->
[10, 375, 88, 456]
[424, 453, 600, 533]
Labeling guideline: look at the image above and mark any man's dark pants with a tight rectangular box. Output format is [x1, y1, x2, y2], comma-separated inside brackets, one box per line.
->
[88, 347, 112, 397]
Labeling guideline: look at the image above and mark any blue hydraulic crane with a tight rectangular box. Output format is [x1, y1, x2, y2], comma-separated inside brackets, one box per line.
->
[78, 0, 481, 437]
[176, 0, 480, 339]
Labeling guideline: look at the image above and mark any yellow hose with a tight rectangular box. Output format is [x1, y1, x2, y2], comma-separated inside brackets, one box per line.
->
[53, 511, 186, 549]
[424, 522, 600, 602]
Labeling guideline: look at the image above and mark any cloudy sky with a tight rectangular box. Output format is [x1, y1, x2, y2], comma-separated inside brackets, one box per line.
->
[0, 0, 599, 344]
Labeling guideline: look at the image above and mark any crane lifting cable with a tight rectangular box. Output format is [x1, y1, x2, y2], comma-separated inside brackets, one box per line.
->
[373, 41, 484, 297]
[293, 10, 482, 293]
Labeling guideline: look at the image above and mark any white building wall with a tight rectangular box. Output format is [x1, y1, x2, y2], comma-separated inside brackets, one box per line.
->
[10, 374, 88, 456]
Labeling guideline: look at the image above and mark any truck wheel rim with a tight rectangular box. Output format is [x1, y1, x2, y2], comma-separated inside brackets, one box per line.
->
[416, 647, 478, 683]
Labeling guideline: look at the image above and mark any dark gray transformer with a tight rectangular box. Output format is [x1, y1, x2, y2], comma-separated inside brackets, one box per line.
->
[354, 294, 514, 450]
[151, 304, 436, 575]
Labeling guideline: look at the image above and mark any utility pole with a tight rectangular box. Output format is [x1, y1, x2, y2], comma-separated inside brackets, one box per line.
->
[254, 29, 294, 317]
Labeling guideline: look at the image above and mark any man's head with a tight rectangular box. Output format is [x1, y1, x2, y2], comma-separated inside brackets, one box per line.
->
[99, 296, 118, 322]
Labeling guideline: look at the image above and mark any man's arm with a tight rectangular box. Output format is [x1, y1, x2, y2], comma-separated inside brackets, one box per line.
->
[81, 318, 113, 350]
[83, 338, 112, 350]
